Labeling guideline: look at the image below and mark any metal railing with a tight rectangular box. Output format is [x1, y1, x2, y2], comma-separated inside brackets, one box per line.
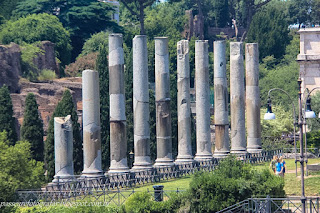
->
[217, 196, 320, 213]
[16, 149, 282, 203]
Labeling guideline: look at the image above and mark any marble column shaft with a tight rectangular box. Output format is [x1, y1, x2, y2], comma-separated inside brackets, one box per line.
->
[175, 40, 193, 164]
[194, 40, 212, 161]
[108, 34, 129, 173]
[213, 41, 230, 158]
[132, 35, 152, 170]
[230, 42, 246, 154]
[154, 37, 174, 167]
[82, 69, 103, 177]
[53, 115, 74, 182]
[246, 43, 262, 153]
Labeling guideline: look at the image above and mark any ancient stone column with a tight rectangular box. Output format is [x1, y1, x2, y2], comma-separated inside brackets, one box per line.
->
[230, 42, 246, 155]
[53, 115, 74, 183]
[246, 43, 262, 153]
[132, 35, 152, 170]
[194, 40, 212, 161]
[82, 69, 103, 178]
[154, 37, 174, 167]
[175, 40, 194, 164]
[213, 41, 230, 158]
[108, 34, 129, 173]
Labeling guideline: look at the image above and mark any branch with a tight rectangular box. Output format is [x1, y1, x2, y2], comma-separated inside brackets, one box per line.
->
[254, 0, 272, 10]
[120, 0, 138, 16]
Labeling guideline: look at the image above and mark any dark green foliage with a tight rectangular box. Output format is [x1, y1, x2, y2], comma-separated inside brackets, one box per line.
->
[0, 86, 17, 146]
[0, 13, 71, 65]
[0, 0, 23, 19]
[13, 0, 121, 60]
[307, 92, 320, 131]
[124, 45, 134, 166]
[288, 0, 312, 26]
[187, 157, 285, 212]
[44, 90, 82, 180]
[306, 130, 320, 151]
[247, 2, 290, 60]
[0, 131, 45, 203]
[21, 93, 44, 161]
[95, 44, 110, 170]
[149, 90, 157, 162]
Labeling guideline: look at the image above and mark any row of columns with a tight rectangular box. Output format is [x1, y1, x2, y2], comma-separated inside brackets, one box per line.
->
[52, 34, 262, 181]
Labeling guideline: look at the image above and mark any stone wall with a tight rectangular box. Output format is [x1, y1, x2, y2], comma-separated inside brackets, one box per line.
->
[11, 78, 82, 135]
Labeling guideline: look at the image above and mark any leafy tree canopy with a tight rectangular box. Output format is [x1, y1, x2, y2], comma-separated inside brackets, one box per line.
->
[13, 0, 122, 60]
[0, 13, 72, 65]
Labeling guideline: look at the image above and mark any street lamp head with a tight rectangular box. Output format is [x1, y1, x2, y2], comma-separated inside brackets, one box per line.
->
[264, 98, 276, 120]
[305, 97, 316, 119]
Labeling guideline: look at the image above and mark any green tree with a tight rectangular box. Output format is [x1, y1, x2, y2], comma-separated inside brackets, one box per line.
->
[0, 13, 72, 65]
[0, 131, 45, 203]
[44, 90, 82, 180]
[0, 0, 23, 19]
[95, 44, 110, 170]
[288, 0, 312, 27]
[13, 0, 121, 60]
[247, 2, 290, 60]
[80, 31, 110, 57]
[306, 92, 320, 131]
[149, 90, 157, 162]
[0, 86, 17, 146]
[21, 93, 44, 162]
[311, 0, 320, 25]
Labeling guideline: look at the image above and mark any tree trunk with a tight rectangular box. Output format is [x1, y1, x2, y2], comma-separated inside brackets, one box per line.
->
[139, 1, 145, 35]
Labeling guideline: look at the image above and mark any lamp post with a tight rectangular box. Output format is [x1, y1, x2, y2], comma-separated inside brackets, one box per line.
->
[263, 78, 320, 213]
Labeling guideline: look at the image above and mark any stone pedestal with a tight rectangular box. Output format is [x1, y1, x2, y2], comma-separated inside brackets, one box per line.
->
[246, 43, 262, 153]
[154, 37, 174, 167]
[175, 40, 194, 164]
[82, 70, 103, 178]
[213, 41, 230, 158]
[132, 35, 152, 170]
[52, 115, 74, 183]
[194, 40, 213, 161]
[230, 42, 246, 155]
[108, 34, 129, 173]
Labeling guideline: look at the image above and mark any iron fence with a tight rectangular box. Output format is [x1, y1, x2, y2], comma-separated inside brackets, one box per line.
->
[217, 196, 320, 213]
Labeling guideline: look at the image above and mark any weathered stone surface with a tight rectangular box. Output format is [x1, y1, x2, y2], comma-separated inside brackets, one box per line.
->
[108, 34, 129, 173]
[175, 40, 193, 164]
[33, 41, 59, 76]
[246, 43, 262, 153]
[194, 40, 212, 161]
[132, 35, 152, 170]
[53, 115, 74, 183]
[230, 42, 246, 155]
[0, 43, 21, 93]
[213, 40, 230, 158]
[154, 37, 174, 167]
[81, 70, 103, 177]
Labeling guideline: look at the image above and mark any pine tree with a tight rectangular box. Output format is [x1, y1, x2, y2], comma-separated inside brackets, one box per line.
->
[0, 86, 17, 146]
[21, 93, 44, 161]
[44, 90, 82, 180]
[95, 44, 110, 170]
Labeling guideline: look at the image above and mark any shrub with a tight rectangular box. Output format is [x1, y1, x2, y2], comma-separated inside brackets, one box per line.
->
[79, 31, 110, 57]
[64, 52, 97, 77]
[37, 69, 56, 82]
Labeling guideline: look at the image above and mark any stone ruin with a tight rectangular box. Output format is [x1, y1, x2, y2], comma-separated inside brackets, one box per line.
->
[53, 33, 262, 180]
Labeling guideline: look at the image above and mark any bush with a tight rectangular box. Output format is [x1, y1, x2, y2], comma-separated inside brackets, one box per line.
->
[79, 31, 110, 57]
[186, 157, 285, 212]
[64, 52, 97, 77]
[37, 69, 56, 82]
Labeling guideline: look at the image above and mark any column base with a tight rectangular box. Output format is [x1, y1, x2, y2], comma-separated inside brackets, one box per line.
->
[194, 154, 213, 161]
[52, 174, 75, 183]
[247, 148, 263, 153]
[154, 157, 174, 167]
[213, 151, 230, 158]
[230, 149, 247, 156]
[131, 163, 153, 171]
[81, 168, 104, 178]
[175, 156, 194, 164]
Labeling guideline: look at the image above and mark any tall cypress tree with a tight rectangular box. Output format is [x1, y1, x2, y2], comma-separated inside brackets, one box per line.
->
[44, 90, 82, 180]
[21, 93, 44, 161]
[95, 44, 110, 170]
[0, 85, 17, 146]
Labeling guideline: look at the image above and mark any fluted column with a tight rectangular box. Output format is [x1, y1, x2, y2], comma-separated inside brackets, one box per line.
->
[230, 42, 246, 155]
[154, 37, 174, 167]
[175, 40, 194, 164]
[53, 115, 74, 183]
[194, 40, 212, 161]
[82, 70, 103, 177]
[132, 35, 152, 170]
[108, 34, 129, 173]
[213, 41, 230, 158]
[246, 43, 262, 153]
